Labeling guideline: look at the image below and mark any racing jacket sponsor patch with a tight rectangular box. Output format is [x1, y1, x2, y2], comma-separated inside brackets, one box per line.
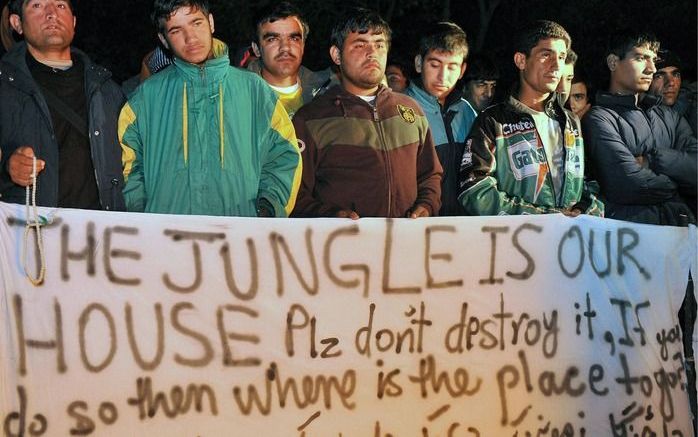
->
[507, 138, 545, 181]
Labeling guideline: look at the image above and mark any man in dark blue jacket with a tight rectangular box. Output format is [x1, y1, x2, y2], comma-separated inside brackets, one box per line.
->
[405, 22, 475, 216]
[0, 0, 125, 210]
[582, 30, 697, 225]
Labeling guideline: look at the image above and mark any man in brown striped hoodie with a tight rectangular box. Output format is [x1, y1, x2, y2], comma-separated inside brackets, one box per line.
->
[290, 8, 442, 219]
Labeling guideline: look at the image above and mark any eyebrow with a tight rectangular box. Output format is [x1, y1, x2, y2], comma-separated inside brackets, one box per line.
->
[537, 48, 565, 56]
[426, 55, 460, 63]
[631, 50, 656, 60]
[355, 34, 386, 42]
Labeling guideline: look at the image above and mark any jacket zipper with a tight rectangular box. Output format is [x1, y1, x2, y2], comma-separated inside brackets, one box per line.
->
[533, 123, 559, 207]
[373, 102, 392, 217]
[85, 76, 103, 208]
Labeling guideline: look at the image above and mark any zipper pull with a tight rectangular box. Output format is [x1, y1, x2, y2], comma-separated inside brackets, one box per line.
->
[373, 105, 379, 122]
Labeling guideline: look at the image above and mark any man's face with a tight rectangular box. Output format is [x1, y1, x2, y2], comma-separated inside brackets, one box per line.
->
[386, 64, 408, 92]
[517, 38, 567, 97]
[569, 82, 588, 116]
[10, 0, 75, 58]
[159, 6, 214, 65]
[464, 79, 496, 112]
[417, 49, 465, 105]
[611, 45, 657, 94]
[332, 30, 388, 95]
[556, 62, 574, 104]
[650, 66, 682, 106]
[253, 16, 305, 86]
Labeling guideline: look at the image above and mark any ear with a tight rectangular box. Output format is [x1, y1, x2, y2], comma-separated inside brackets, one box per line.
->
[251, 41, 261, 58]
[208, 13, 215, 34]
[158, 33, 169, 50]
[513, 52, 526, 71]
[330, 45, 341, 67]
[458, 62, 467, 80]
[9, 14, 23, 35]
[606, 54, 618, 72]
[414, 55, 422, 74]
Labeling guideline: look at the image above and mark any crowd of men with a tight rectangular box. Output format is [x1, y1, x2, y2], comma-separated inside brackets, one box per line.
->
[0, 0, 696, 422]
[1, 0, 694, 225]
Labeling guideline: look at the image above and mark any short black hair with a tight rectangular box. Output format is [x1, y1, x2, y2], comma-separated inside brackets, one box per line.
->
[565, 48, 577, 65]
[152, 0, 210, 34]
[387, 56, 410, 76]
[463, 53, 499, 82]
[606, 28, 659, 60]
[253, 1, 308, 43]
[655, 49, 681, 71]
[572, 66, 590, 86]
[570, 66, 593, 105]
[513, 19, 571, 57]
[330, 7, 391, 50]
[418, 21, 468, 60]
[9, 0, 74, 18]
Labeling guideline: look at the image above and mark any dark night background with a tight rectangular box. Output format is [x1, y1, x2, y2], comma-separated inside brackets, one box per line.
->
[19, 0, 698, 97]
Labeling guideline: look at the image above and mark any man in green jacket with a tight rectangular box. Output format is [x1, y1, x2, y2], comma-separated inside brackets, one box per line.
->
[458, 20, 603, 216]
[119, 0, 302, 217]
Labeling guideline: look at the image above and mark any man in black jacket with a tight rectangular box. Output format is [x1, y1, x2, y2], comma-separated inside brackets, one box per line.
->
[582, 29, 697, 225]
[0, 0, 125, 210]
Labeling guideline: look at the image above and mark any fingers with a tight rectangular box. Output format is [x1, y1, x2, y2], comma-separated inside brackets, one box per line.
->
[561, 208, 582, 217]
[8, 147, 45, 187]
[408, 206, 430, 219]
[17, 146, 35, 158]
[336, 210, 360, 220]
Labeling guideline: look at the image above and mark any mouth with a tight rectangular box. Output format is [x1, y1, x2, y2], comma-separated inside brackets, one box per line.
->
[275, 54, 297, 61]
[186, 44, 204, 52]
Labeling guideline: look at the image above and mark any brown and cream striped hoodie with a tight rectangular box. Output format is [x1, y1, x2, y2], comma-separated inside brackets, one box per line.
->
[291, 84, 442, 218]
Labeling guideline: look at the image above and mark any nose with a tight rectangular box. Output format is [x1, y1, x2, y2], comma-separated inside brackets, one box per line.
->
[484, 86, 493, 98]
[183, 29, 196, 44]
[646, 59, 657, 74]
[550, 56, 562, 71]
[365, 44, 377, 58]
[45, 2, 57, 17]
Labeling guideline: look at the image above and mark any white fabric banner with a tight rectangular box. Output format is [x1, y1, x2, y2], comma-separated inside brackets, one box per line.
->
[0, 201, 696, 436]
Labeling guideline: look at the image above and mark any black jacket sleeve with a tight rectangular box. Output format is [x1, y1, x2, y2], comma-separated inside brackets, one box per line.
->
[582, 108, 679, 205]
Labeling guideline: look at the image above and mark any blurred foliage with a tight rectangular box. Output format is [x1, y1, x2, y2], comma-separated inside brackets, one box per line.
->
[70, 0, 696, 97]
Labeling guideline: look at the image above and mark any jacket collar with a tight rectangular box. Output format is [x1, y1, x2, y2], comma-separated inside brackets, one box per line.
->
[1, 41, 111, 95]
[407, 79, 464, 111]
[595, 91, 662, 110]
[173, 38, 230, 81]
[326, 83, 391, 102]
[508, 90, 563, 119]
[506, 92, 572, 133]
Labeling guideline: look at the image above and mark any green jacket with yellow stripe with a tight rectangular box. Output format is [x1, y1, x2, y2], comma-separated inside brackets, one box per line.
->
[119, 40, 302, 217]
